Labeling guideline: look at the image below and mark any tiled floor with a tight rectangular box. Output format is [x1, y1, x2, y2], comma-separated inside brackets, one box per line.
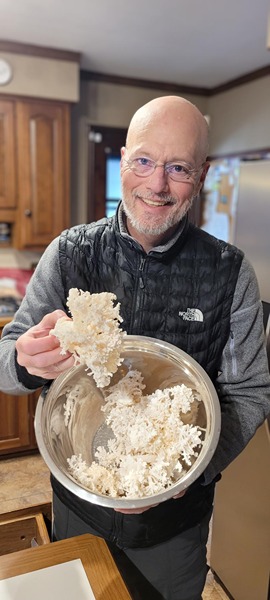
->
[0, 454, 230, 599]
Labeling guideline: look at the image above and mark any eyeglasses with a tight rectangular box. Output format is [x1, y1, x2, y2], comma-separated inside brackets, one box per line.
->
[123, 157, 203, 182]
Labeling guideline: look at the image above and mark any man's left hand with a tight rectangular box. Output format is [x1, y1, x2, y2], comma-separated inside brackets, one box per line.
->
[114, 489, 187, 514]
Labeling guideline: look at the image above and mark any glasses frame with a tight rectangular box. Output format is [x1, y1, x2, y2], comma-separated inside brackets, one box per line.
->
[123, 156, 205, 182]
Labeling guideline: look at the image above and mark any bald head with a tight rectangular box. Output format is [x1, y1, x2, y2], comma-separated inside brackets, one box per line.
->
[126, 96, 209, 165]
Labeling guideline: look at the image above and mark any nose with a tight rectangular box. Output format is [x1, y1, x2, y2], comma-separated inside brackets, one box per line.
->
[147, 165, 169, 193]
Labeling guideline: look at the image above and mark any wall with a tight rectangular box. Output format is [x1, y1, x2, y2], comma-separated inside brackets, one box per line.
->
[0, 51, 79, 102]
[80, 80, 208, 126]
[208, 76, 270, 155]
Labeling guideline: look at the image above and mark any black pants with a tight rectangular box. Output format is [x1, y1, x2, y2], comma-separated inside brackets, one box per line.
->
[52, 493, 211, 600]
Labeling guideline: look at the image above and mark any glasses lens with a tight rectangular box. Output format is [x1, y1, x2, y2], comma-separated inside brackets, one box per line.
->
[166, 164, 191, 181]
[130, 158, 154, 176]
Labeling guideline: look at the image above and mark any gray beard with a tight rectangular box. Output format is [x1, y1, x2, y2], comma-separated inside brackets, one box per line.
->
[121, 196, 193, 236]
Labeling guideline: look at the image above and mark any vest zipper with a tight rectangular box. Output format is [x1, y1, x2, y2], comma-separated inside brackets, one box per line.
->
[129, 255, 147, 332]
[139, 257, 146, 289]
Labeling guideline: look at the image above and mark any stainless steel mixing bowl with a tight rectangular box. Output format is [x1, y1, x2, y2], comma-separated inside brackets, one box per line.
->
[35, 335, 221, 509]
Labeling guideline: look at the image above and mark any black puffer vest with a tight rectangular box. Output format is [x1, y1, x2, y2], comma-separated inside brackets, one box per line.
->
[51, 212, 243, 548]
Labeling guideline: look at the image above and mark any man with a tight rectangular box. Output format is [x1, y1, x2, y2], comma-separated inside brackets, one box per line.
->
[1, 96, 269, 600]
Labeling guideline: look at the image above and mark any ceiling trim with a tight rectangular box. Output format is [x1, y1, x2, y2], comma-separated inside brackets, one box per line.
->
[211, 65, 270, 95]
[81, 64, 270, 97]
[80, 69, 211, 96]
[0, 39, 81, 63]
[209, 147, 270, 160]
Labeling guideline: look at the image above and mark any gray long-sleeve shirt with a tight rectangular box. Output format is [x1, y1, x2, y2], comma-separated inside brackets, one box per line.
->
[0, 233, 270, 486]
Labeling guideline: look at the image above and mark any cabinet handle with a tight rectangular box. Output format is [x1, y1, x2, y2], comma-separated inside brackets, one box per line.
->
[24, 209, 32, 217]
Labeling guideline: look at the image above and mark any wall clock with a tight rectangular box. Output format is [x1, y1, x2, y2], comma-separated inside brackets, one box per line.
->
[0, 59, 13, 85]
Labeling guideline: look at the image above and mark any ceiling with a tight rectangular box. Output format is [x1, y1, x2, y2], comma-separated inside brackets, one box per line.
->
[1, 0, 270, 89]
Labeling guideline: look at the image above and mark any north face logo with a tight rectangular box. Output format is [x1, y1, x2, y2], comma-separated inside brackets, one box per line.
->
[179, 308, 204, 322]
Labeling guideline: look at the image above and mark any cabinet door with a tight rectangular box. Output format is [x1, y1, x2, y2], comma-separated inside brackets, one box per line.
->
[16, 100, 70, 249]
[0, 392, 31, 453]
[0, 99, 16, 210]
[0, 390, 41, 456]
[0, 321, 41, 457]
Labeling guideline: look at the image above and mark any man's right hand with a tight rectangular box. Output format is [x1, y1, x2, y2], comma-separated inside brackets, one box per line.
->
[16, 310, 75, 380]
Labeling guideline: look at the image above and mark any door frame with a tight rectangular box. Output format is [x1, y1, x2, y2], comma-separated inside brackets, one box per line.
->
[87, 125, 127, 222]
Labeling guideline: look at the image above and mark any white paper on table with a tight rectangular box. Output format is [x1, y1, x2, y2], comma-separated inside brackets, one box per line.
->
[0, 558, 96, 600]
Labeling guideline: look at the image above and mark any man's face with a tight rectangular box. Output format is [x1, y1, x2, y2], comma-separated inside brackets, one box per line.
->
[120, 115, 207, 239]
[121, 160, 201, 237]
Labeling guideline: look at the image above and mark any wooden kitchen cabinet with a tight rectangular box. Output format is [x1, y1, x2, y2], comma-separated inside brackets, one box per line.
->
[15, 99, 70, 249]
[0, 388, 41, 457]
[0, 321, 41, 457]
[0, 95, 70, 250]
[0, 99, 17, 245]
[0, 99, 17, 211]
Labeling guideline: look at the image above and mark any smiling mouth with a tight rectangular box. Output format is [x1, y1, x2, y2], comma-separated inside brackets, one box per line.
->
[138, 197, 173, 207]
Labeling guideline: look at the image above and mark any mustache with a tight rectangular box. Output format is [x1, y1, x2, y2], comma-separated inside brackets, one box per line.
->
[133, 192, 177, 204]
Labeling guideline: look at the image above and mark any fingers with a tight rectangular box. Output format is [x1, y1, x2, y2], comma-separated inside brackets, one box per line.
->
[114, 490, 187, 514]
[34, 310, 68, 331]
[29, 310, 69, 345]
[172, 489, 187, 499]
[26, 354, 75, 379]
[15, 310, 74, 380]
[19, 343, 72, 370]
[114, 503, 159, 514]
[16, 330, 59, 357]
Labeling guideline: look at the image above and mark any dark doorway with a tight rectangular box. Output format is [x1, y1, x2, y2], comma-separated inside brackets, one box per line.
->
[87, 125, 127, 222]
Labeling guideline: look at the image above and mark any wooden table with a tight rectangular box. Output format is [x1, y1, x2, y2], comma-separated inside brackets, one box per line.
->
[0, 534, 132, 599]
